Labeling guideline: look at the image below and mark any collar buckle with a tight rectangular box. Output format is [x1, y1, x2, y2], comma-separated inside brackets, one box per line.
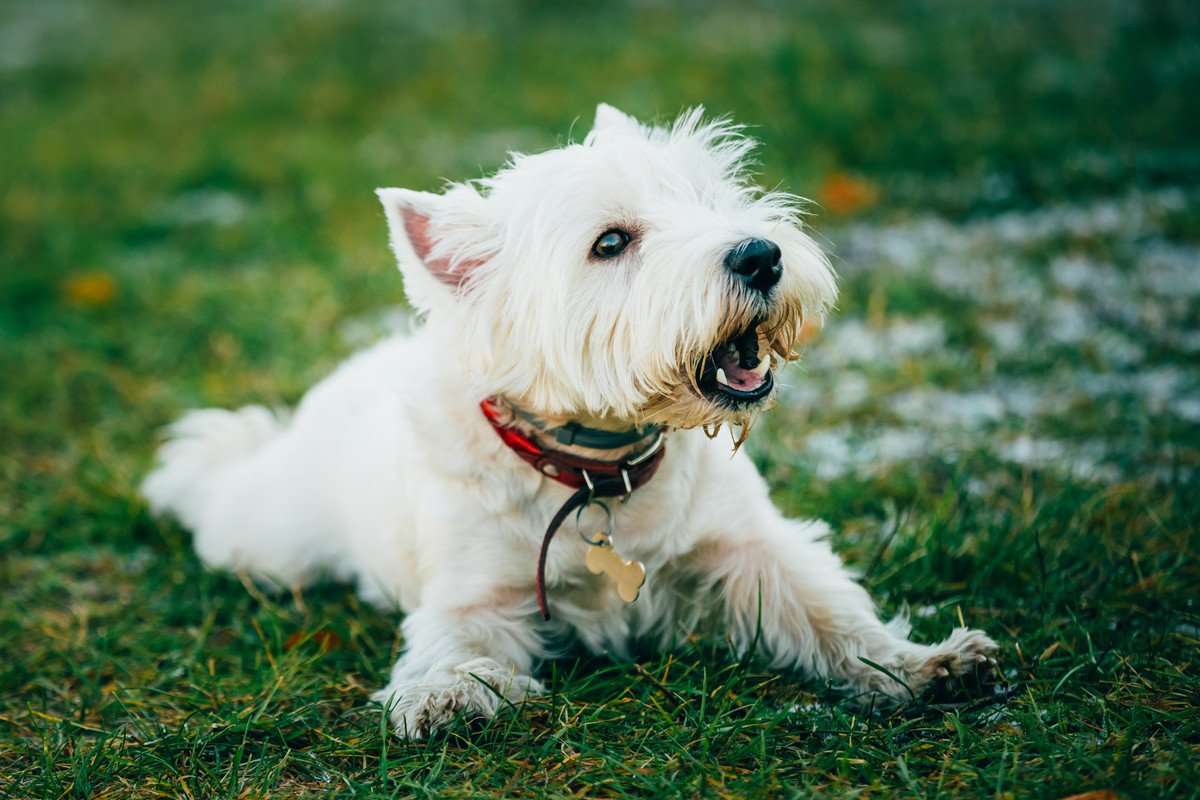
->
[625, 431, 665, 466]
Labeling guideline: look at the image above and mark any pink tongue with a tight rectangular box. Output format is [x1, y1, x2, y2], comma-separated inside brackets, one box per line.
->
[716, 348, 767, 391]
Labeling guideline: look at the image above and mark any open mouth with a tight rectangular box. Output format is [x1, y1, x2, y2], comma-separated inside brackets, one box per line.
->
[695, 317, 774, 404]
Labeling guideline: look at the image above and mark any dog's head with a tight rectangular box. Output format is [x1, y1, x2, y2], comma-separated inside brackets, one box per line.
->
[378, 105, 836, 432]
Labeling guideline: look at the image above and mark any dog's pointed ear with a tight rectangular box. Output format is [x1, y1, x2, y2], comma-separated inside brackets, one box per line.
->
[376, 186, 494, 310]
[588, 103, 640, 140]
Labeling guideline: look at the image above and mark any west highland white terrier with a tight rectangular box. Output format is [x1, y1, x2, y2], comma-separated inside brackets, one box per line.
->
[143, 105, 997, 738]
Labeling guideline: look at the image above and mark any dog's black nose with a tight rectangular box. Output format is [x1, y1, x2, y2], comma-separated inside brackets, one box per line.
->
[725, 238, 782, 293]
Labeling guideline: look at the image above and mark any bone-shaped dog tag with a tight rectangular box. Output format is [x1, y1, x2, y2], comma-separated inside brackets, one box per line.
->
[585, 534, 646, 603]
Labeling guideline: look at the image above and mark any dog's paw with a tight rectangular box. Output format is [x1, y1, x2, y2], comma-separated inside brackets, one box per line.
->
[372, 658, 544, 739]
[902, 627, 998, 695]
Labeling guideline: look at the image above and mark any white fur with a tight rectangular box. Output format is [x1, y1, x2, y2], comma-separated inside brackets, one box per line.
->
[143, 105, 996, 739]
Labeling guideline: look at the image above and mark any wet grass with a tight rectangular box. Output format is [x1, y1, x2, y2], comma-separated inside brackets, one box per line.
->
[2, 1, 1199, 797]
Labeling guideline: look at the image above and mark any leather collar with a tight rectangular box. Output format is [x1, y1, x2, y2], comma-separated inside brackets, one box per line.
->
[506, 401, 663, 450]
[480, 399, 666, 498]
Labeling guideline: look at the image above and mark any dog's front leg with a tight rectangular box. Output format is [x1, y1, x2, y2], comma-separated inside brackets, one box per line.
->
[688, 505, 996, 701]
[372, 593, 544, 739]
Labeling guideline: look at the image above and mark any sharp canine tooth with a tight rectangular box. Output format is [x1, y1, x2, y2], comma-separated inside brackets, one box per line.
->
[751, 355, 771, 377]
[715, 368, 730, 386]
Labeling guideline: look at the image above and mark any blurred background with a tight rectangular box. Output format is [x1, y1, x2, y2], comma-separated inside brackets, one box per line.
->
[3, 0, 1197, 528]
[2, 1, 1199, 794]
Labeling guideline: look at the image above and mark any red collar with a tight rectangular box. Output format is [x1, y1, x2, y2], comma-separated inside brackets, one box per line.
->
[480, 398, 668, 620]
[480, 399, 666, 498]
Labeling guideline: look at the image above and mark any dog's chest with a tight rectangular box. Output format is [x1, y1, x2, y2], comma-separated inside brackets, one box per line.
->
[540, 498, 684, 614]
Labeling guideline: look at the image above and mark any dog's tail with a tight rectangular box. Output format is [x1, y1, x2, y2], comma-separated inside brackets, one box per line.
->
[142, 405, 284, 527]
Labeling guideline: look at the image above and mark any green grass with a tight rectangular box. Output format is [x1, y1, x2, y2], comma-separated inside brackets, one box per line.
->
[2, 1, 1199, 797]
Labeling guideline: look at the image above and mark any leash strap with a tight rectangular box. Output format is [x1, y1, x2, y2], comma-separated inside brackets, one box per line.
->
[535, 486, 591, 620]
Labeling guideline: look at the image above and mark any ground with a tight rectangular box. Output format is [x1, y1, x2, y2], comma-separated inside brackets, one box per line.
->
[1, 1, 1198, 798]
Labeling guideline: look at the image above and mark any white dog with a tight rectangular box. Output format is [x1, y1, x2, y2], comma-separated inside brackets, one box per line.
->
[143, 105, 997, 738]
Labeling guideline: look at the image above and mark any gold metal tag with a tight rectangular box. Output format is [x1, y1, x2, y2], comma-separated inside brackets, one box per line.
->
[585, 533, 646, 603]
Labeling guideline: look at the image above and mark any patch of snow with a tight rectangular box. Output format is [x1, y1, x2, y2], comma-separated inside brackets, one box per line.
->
[830, 371, 871, 410]
[814, 317, 946, 368]
[996, 435, 1121, 483]
[781, 188, 1199, 488]
[1139, 243, 1200, 299]
[796, 425, 934, 480]
[983, 319, 1026, 354]
[157, 189, 250, 227]
[795, 428, 857, 480]
[1044, 298, 1094, 344]
[888, 389, 1005, 429]
[1173, 398, 1200, 423]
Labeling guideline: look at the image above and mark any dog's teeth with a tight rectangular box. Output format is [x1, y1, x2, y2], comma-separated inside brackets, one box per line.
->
[751, 355, 771, 377]
[715, 368, 730, 386]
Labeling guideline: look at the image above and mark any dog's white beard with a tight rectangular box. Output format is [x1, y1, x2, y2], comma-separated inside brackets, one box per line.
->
[444, 220, 832, 433]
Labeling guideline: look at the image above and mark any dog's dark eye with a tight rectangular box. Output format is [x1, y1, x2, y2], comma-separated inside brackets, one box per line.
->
[592, 229, 631, 259]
